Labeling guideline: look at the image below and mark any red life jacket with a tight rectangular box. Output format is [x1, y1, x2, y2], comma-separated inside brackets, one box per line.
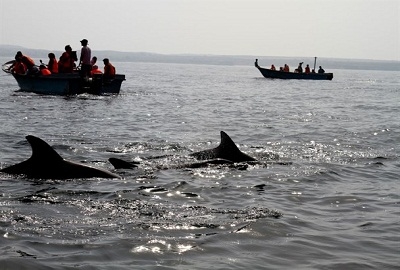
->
[13, 61, 27, 74]
[59, 52, 74, 73]
[104, 63, 116, 77]
[40, 68, 51, 75]
[48, 58, 58, 73]
[21, 56, 35, 69]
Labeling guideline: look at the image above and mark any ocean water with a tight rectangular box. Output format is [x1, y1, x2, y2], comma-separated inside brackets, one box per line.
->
[0, 58, 399, 269]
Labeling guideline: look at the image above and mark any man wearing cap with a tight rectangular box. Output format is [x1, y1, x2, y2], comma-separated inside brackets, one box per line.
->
[79, 39, 91, 77]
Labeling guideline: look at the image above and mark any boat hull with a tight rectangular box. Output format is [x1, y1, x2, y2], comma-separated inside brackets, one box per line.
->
[11, 73, 125, 95]
[256, 66, 333, 80]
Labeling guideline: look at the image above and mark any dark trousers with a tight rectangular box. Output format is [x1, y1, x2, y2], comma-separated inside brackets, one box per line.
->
[80, 64, 92, 77]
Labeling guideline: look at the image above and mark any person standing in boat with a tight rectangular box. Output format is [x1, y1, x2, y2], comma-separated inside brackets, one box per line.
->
[318, 66, 325, 73]
[58, 45, 75, 73]
[47, 53, 58, 74]
[103, 58, 116, 80]
[296, 62, 303, 73]
[79, 39, 91, 78]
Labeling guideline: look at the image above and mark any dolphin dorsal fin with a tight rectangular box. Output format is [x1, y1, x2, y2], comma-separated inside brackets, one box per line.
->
[26, 135, 64, 162]
[219, 131, 241, 151]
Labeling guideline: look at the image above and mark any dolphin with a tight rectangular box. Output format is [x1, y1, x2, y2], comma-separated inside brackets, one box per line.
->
[0, 135, 120, 179]
[190, 131, 256, 162]
[108, 157, 139, 169]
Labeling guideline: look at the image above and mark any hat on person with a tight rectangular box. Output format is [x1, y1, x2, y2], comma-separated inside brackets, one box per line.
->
[80, 39, 88, 44]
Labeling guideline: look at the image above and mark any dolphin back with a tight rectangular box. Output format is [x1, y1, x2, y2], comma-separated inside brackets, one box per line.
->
[190, 131, 256, 162]
[1, 135, 120, 179]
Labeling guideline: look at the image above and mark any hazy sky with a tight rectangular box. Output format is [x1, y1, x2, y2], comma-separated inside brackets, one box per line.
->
[1, 0, 399, 60]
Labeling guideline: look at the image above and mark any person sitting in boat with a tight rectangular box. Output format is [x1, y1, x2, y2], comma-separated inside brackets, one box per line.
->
[15, 51, 37, 75]
[295, 62, 303, 73]
[47, 53, 58, 74]
[91, 65, 102, 76]
[103, 58, 116, 80]
[270, 64, 276, 71]
[305, 64, 310, 74]
[90, 56, 97, 66]
[318, 66, 325, 73]
[58, 45, 75, 73]
[39, 64, 51, 76]
[283, 64, 290, 72]
[11, 55, 27, 75]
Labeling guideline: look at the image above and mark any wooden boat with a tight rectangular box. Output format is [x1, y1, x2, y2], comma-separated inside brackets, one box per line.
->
[2, 60, 125, 95]
[255, 59, 333, 80]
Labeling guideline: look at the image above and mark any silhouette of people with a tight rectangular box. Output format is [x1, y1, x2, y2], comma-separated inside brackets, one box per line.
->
[305, 64, 310, 74]
[318, 66, 325, 73]
[59, 45, 75, 73]
[90, 56, 97, 66]
[103, 58, 116, 80]
[296, 62, 303, 73]
[79, 39, 92, 77]
[15, 51, 37, 74]
[270, 64, 276, 70]
[47, 53, 58, 74]
[11, 55, 27, 75]
[283, 64, 289, 72]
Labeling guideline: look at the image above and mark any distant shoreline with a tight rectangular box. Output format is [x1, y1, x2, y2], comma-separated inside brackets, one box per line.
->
[1, 44, 399, 71]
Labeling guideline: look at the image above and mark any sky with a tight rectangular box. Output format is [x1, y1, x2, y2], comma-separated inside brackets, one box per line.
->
[0, 0, 399, 61]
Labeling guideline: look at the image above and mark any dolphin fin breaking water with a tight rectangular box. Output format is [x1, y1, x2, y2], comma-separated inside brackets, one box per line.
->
[1, 135, 120, 179]
[190, 131, 256, 162]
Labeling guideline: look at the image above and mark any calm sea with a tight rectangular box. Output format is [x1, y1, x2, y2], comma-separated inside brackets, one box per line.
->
[0, 58, 399, 269]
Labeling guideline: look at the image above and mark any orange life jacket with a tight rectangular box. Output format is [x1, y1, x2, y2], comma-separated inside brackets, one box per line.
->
[91, 67, 103, 76]
[104, 63, 116, 77]
[21, 56, 35, 69]
[48, 58, 58, 74]
[58, 52, 74, 73]
[40, 68, 51, 75]
[13, 61, 27, 74]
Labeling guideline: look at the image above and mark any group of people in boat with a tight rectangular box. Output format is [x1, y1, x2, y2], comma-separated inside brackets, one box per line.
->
[9, 39, 116, 79]
[255, 59, 325, 74]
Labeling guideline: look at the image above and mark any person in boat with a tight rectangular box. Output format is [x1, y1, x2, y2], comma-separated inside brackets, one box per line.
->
[318, 66, 325, 74]
[91, 65, 102, 76]
[58, 45, 75, 73]
[79, 39, 91, 77]
[15, 51, 37, 75]
[90, 56, 97, 66]
[283, 64, 289, 72]
[270, 64, 276, 71]
[295, 62, 303, 73]
[103, 58, 116, 80]
[39, 64, 51, 76]
[11, 55, 27, 75]
[47, 53, 58, 74]
[305, 64, 310, 74]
